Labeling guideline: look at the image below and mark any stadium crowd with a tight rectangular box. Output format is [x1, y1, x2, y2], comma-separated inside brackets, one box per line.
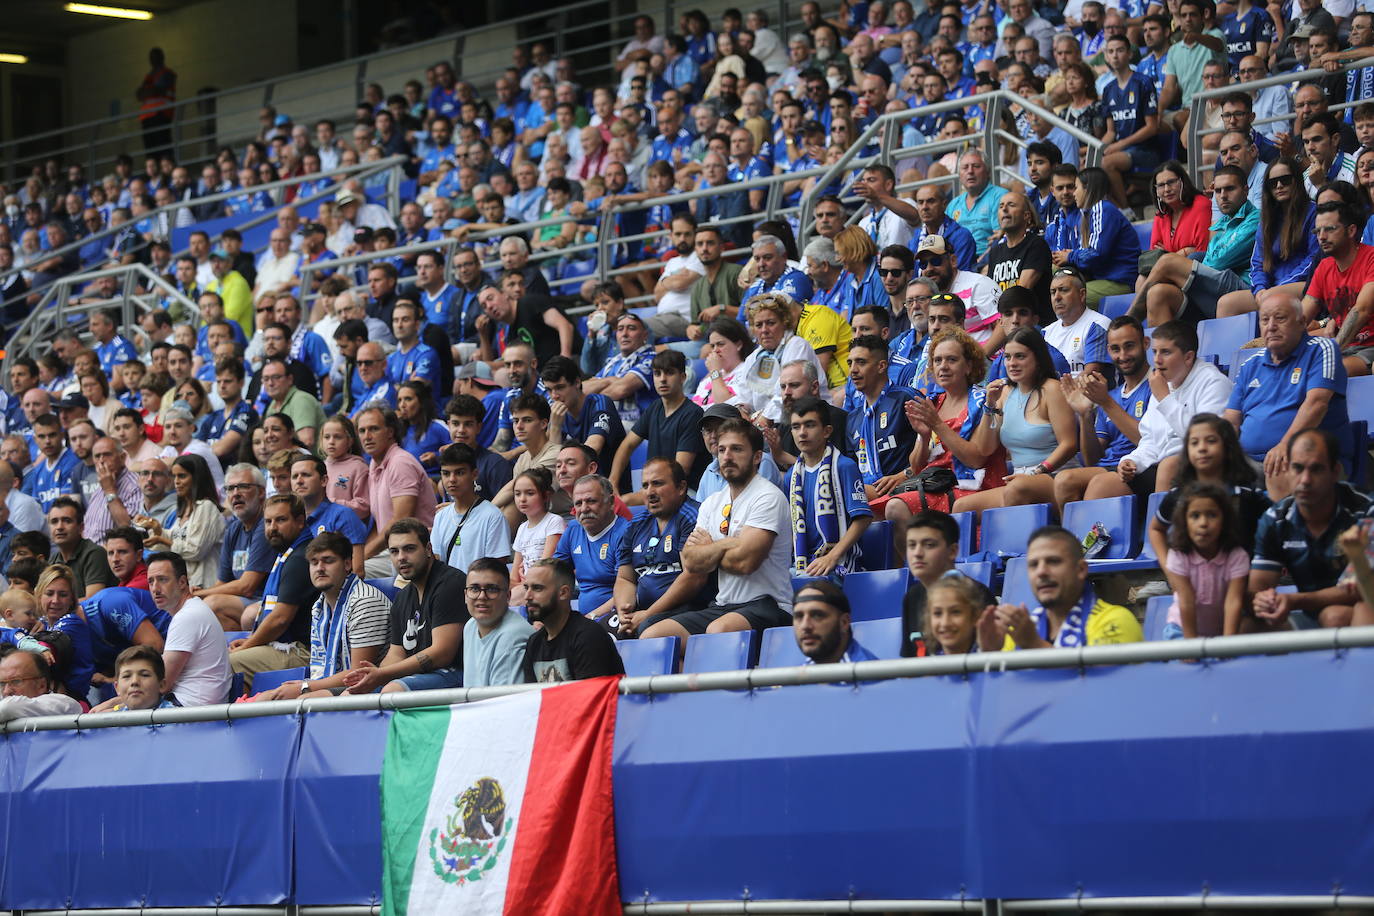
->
[7, 0, 1374, 715]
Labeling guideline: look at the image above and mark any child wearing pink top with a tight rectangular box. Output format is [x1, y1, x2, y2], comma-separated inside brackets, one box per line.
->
[321, 416, 371, 521]
[1162, 482, 1250, 639]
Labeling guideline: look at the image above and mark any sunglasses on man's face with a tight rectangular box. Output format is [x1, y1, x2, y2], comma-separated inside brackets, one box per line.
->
[877, 267, 910, 277]
[916, 255, 944, 267]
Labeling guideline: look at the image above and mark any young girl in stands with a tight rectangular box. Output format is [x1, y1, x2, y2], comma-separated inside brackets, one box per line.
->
[321, 415, 370, 522]
[918, 574, 988, 656]
[1147, 413, 1271, 561]
[509, 467, 564, 605]
[1162, 482, 1249, 639]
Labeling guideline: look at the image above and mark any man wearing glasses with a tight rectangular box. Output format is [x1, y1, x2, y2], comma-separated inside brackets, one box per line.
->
[1236, 56, 1290, 142]
[0, 648, 81, 722]
[348, 342, 397, 420]
[915, 235, 1001, 348]
[197, 463, 274, 631]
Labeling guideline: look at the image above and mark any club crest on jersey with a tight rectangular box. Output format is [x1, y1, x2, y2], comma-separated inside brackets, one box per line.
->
[1291, 367, 1301, 384]
[599, 543, 609, 560]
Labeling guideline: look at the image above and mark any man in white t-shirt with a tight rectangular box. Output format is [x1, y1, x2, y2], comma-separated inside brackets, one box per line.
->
[915, 234, 1002, 349]
[1042, 267, 1111, 376]
[644, 418, 793, 640]
[148, 550, 233, 706]
[649, 214, 705, 338]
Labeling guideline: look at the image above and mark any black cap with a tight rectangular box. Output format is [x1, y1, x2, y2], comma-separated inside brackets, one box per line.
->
[701, 403, 744, 424]
[58, 392, 89, 410]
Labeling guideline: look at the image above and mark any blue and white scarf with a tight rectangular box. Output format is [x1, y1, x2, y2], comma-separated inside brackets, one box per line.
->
[1028, 584, 1097, 648]
[789, 445, 851, 574]
[309, 572, 360, 680]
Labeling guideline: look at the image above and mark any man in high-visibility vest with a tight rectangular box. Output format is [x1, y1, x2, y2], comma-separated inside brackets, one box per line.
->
[136, 47, 176, 156]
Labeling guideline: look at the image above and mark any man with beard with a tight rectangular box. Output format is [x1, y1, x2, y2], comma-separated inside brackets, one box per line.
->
[228, 494, 315, 678]
[197, 463, 273, 630]
[916, 235, 1001, 350]
[553, 474, 630, 630]
[792, 579, 876, 664]
[519, 557, 624, 682]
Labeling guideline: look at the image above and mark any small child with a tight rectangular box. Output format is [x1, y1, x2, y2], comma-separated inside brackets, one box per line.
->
[3, 557, 45, 593]
[0, 587, 39, 632]
[920, 575, 984, 656]
[109, 645, 178, 711]
[1163, 482, 1250, 639]
[510, 468, 565, 605]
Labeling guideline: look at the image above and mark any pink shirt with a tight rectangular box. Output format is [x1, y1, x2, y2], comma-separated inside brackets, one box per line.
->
[367, 443, 436, 534]
[325, 454, 371, 520]
[1165, 545, 1250, 636]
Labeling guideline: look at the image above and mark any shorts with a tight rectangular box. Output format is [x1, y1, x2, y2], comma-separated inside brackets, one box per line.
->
[1181, 263, 1245, 318]
[660, 596, 791, 635]
[1126, 145, 1161, 171]
[1085, 279, 1132, 309]
[1126, 460, 1162, 498]
[1343, 345, 1374, 367]
[646, 312, 689, 340]
[395, 667, 464, 691]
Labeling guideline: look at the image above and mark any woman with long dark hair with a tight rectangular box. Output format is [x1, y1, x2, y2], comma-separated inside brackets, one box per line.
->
[953, 326, 1078, 516]
[1049, 166, 1140, 307]
[1145, 160, 1212, 260]
[1217, 156, 1319, 318]
[142, 453, 225, 589]
[396, 379, 451, 479]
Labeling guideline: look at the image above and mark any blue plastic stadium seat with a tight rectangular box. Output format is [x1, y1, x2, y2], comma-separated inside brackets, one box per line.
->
[1000, 556, 1033, 608]
[759, 626, 807, 668]
[980, 503, 1052, 567]
[1133, 221, 1152, 250]
[365, 577, 400, 600]
[1144, 594, 1174, 641]
[682, 630, 760, 673]
[1229, 348, 1263, 380]
[951, 510, 976, 560]
[852, 617, 904, 659]
[1061, 495, 1140, 568]
[629, 440, 648, 470]
[224, 630, 250, 644]
[228, 671, 245, 701]
[841, 568, 909, 621]
[250, 666, 307, 696]
[1197, 314, 1257, 372]
[857, 520, 893, 570]
[617, 636, 680, 677]
[1100, 293, 1134, 319]
[1348, 377, 1374, 443]
[955, 559, 993, 588]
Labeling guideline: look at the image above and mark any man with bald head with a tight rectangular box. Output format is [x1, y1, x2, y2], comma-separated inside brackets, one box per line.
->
[349, 342, 397, 420]
[254, 228, 302, 303]
[0, 458, 43, 534]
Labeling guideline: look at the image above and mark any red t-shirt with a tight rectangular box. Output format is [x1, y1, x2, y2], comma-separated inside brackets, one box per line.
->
[1150, 193, 1214, 254]
[1309, 243, 1374, 347]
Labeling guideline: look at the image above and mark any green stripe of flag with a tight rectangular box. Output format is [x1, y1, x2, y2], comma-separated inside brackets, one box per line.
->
[381, 706, 452, 916]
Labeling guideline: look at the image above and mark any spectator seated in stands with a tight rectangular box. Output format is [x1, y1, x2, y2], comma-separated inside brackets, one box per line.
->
[1130, 165, 1259, 327]
[24, 413, 80, 513]
[1048, 166, 1140, 308]
[1216, 157, 1318, 319]
[106, 645, 178, 711]
[1247, 428, 1366, 631]
[542, 356, 627, 479]
[792, 579, 877, 665]
[1051, 316, 1152, 511]
[948, 148, 1008, 260]
[581, 312, 656, 428]
[80, 583, 167, 683]
[915, 235, 1001, 350]
[475, 283, 576, 370]
[911, 183, 979, 273]
[460, 557, 533, 688]
[785, 395, 873, 581]
[443, 394, 513, 500]
[0, 646, 81, 722]
[1139, 161, 1214, 283]
[844, 335, 919, 510]
[900, 511, 996, 657]
[553, 474, 630, 631]
[767, 358, 851, 474]
[738, 235, 814, 320]
[977, 525, 1143, 650]
[1302, 201, 1374, 378]
[339, 518, 467, 694]
[613, 456, 711, 638]
[229, 494, 316, 679]
[197, 463, 272, 630]
[430, 444, 511, 574]
[645, 418, 793, 640]
[1225, 297, 1349, 500]
[610, 350, 708, 501]
[1042, 266, 1111, 376]
[146, 551, 233, 707]
[492, 394, 561, 527]
[48, 496, 117, 599]
[519, 557, 624, 683]
[359, 404, 438, 577]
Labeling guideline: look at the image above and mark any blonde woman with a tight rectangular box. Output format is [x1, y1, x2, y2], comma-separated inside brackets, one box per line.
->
[732, 292, 825, 422]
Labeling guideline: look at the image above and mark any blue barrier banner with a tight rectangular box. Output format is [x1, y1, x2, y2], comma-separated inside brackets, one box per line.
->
[613, 650, 1374, 904]
[294, 709, 390, 906]
[3, 716, 299, 909]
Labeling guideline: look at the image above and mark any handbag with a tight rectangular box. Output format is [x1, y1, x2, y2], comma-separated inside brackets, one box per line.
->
[1137, 247, 1166, 277]
[891, 466, 957, 511]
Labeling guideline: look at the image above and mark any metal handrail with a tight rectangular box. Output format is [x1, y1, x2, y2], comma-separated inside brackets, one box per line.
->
[0, 0, 664, 182]
[1185, 55, 1374, 185]
[0, 156, 406, 324]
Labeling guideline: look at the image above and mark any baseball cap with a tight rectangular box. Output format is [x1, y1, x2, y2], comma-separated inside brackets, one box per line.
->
[1291, 23, 1316, 39]
[354, 227, 375, 244]
[274, 114, 290, 126]
[915, 235, 949, 257]
[209, 246, 230, 260]
[303, 222, 326, 235]
[163, 405, 195, 424]
[456, 361, 501, 388]
[701, 403, 745, 425]
[57, 392, 89, 410]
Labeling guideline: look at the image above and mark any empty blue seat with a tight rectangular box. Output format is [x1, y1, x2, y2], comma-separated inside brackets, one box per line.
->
[852, 617, 904, 659]
[1197, 314, 1257, 371]
[1061, 495, 1140, 564]
[980, 503, 1052, 567]
[250, 666, 307, 696]
[1100, 293, 1134, 319]
[951, 510, 976, 560]
[628, 439, 650, 490]
[1144, 594, 1174, 641]
[1349, 377, 1374, 444]
[758, 626, 807, 668]
[955, 559, 993, 588]
[617, 636, 680, 677]
[683, 630, 759, 673]
[1228, 348, 1263, 380]
[365, 577, 400, 600]
[1000, 555, 1033, 608]
[857, 520, 894, 570]
[841, 568, 909, 621]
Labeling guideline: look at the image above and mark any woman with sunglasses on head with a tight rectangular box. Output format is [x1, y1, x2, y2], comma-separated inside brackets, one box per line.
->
[1215, 156, 1319, 318]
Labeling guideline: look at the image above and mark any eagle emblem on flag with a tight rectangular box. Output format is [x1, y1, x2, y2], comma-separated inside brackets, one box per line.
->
[428, 778, 513, 885]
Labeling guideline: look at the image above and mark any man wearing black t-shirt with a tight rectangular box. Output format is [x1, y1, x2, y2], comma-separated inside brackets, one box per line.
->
[475, 284, 577, 368]
[343, 518, 468, 694]
[229, 494, 318, 677]
[985, 191, 1053, 326]
[610, 349, 709, 500]
[520, 557, 625, 683]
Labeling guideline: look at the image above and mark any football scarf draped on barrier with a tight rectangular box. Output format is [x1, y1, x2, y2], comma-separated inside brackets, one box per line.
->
[381, 676, 622, 916]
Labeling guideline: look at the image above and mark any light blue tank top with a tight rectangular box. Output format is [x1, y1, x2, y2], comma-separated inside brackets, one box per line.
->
[1000, 386, 1058, 471]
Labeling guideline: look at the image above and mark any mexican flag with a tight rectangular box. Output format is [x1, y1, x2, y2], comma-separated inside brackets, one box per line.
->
[381, 677, 622, 916]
